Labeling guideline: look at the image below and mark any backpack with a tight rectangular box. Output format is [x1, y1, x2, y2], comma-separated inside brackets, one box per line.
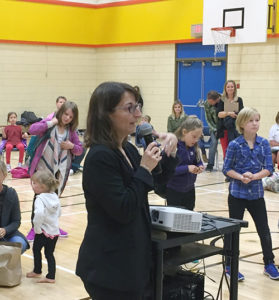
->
[11, 167, 30, 179]
[20, 111, 41, 124]
[25, 135, 38, 163]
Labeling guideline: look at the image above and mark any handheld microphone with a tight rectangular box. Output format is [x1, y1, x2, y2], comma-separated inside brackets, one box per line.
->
[138, 123, 162, 175]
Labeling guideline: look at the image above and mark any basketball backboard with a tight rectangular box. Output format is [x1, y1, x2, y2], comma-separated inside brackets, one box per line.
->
[203, 0, 268, 45]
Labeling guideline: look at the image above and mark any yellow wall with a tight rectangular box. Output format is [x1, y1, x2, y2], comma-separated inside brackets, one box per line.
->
[1, 1, 279, 46]
[0, 0, 203, 45]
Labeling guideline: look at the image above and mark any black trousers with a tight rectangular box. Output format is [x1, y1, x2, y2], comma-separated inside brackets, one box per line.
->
[166, 187, 195, 210]
[83, 281, 144, 300]
[225, 194, 274, 266]
[33, 233, 58, 279]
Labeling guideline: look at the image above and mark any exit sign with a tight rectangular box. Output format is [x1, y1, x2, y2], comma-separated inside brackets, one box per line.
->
[191, 24, 203, 38]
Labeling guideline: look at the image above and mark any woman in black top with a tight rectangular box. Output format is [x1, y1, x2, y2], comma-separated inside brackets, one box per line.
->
[0, 161, 29, 254]
[76, 82, 178, 300]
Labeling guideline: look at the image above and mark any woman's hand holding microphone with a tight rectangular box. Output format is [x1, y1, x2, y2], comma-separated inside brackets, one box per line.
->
[140, 132, 178, 173]
[140, 142, 162, 174]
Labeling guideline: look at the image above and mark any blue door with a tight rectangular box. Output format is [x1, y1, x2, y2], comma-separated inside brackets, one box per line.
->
[176, 43, 226, 124]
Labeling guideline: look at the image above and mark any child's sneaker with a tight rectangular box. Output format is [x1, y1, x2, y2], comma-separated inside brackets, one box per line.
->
[59, 228, 68, 238]
[264, 263, 279, 280]
[6, 164, 11, 172]
[225, 266, 245, 281]
[26, 228, 35, 242]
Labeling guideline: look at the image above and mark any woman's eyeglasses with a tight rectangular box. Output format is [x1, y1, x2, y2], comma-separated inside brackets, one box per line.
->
[114, 103, 142, 114]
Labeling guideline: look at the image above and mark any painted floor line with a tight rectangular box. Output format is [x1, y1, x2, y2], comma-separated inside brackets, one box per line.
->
[23, 253, 75, 275]
[267, 198, 279, 203]
[197, 188, 228, 194]
[61, 211, 87, 217]
[197, 188, 279, 202]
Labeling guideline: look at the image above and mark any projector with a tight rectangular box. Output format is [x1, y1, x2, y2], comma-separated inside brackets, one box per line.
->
[149, 206, 203, 233]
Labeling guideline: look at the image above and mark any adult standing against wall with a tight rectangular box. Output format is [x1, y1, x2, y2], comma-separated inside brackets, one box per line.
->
[167, 100, 187, 133]
[216, 80, 244, 159]
[76, 82, 178, 300]
[204, 91, 221, 172]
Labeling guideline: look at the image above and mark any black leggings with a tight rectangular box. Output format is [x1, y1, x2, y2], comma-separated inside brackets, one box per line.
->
[33, 233, 58, 279]
[83, 282, 144, 300]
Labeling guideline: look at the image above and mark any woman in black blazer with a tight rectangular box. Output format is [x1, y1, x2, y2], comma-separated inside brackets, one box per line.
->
[76, 82, 178, 300]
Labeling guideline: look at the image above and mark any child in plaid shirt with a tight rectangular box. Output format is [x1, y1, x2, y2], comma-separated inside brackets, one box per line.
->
[223, 107, 279, 281]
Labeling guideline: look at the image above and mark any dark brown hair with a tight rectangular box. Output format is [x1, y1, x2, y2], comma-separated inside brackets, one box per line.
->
[275, 112, 279, 124]
[133, 86, 140, 93]
[84, 81, 138, 149]
[207, 90, 220, 101]
[56, 101, 79, 131]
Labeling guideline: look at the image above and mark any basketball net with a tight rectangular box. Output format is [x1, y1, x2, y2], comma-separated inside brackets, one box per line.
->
[211, 27, 235, 57]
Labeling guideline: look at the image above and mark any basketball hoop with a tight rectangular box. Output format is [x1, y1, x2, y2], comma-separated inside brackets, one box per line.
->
[211, 27, 236, 56]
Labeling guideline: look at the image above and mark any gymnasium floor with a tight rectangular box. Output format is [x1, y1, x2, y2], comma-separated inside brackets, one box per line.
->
[1, 150, 279, 300]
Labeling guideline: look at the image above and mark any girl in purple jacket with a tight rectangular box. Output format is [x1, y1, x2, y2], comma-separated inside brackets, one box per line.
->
[29, 101, 82, 193]
[26, 102, 83, 241]
[167, 116, 204, 210]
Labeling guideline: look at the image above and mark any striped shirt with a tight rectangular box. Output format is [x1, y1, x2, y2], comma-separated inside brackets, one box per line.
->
[223, 135, 273, 200]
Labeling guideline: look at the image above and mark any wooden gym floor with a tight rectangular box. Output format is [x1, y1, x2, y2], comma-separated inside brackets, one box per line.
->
[0, 148, 279, 300]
